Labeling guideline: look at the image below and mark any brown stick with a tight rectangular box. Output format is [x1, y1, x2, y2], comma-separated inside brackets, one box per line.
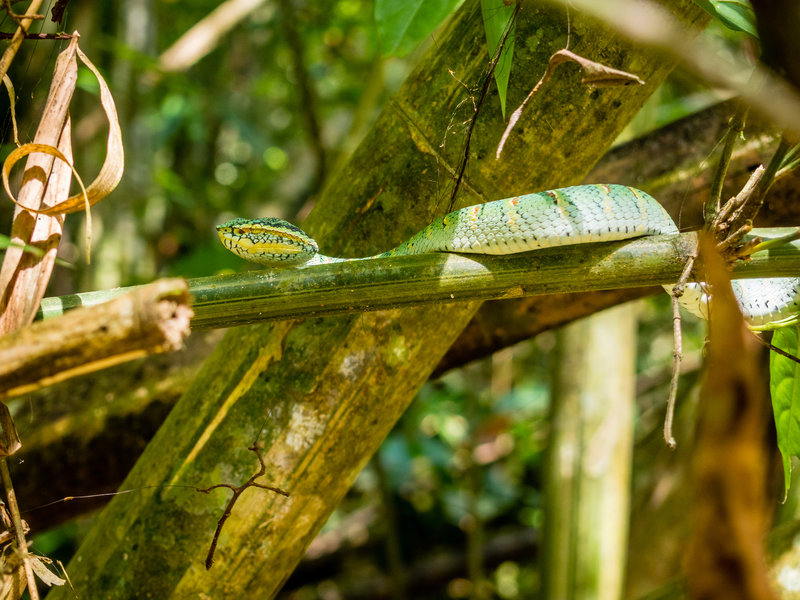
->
[0, 279, 193, 400]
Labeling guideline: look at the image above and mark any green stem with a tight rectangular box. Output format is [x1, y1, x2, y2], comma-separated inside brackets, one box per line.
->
[35, 231, 800, 329]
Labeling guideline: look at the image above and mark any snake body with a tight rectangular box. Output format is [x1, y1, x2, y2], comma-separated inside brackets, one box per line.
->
[217, 184, 800, 328]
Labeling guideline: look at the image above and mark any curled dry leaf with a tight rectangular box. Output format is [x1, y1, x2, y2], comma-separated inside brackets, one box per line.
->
[549, 49, 646, 87]
[2, 143, 90, 237]
[496, 48, 645, 159]
[0, 45, 123, 263]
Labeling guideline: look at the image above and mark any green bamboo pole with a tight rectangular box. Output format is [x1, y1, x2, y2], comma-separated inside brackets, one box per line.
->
[50, 1, 710, 597]
[37, 231, 800, 328]
[544, 304, 636, 599]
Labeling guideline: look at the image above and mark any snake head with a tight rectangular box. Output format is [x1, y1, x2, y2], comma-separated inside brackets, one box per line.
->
[216, 217, 319, 267]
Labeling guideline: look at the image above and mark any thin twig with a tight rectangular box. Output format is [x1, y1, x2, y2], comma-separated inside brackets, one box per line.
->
[2, 0, 43, 24]
[752, 333, 800, 365]
[0, 32, 72, 39]
[448, 1, 520, 211]
[665, 253, 697, 448]
[0, 459, 38, 599]
[0, 0, 44, 85]
[713, 165, 764, 234]
[716, 137, 792, 254]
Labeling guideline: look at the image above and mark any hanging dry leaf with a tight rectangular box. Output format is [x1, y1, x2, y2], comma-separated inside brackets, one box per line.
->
[2, 143, 89, 215]
[496, 48, 645, 159]
[548, 49, 645, 87]
[0, 34, 124, 333]
[0, 39, 123, 268]
[0, 36, 78, 334]
[1, 49, 123, 216]
[28, 556, 66, 588]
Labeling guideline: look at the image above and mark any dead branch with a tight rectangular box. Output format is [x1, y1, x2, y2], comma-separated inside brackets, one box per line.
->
[197, 444, 289, 569]
[0, 279, 192, 400]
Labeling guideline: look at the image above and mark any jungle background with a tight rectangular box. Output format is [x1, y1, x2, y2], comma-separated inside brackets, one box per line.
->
[1, 0, 800, 598]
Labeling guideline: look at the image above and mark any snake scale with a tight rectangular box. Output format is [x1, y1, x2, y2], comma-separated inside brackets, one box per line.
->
[217, 184, 800, 329]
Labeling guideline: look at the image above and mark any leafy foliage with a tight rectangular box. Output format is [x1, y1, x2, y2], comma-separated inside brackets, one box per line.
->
[694, 0, 758, 38]
[770, 326, 800, 497]
[480, 0, 516, 117]
[374, 0, 464, 56]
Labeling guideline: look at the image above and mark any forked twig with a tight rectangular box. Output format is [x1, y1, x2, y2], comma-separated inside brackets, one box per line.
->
[197, 444, 289, 569]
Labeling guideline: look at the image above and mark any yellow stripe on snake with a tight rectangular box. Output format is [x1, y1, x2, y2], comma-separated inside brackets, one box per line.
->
[217, 184, 800, 329]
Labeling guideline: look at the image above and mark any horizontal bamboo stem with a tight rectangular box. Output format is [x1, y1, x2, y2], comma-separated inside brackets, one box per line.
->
[36, 231, 800, 329]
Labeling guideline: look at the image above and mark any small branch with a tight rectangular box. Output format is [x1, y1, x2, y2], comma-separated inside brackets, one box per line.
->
[0, 32, 73, 40]
[197, 444, 289, 569]
[448, 1, 520, 210]
[0, 0, 44, 85]
[2, 0, 43, 25]
[665, 252, 697, 448]
[0, 460, 37, 599]
[556, 0, 800, 137]
[0, 279, 192, 400]
[715, 137, 792, 254]
[497, 48, 643, 159]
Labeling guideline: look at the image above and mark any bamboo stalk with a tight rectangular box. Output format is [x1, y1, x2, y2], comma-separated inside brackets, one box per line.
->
[35, 231, 800, 329]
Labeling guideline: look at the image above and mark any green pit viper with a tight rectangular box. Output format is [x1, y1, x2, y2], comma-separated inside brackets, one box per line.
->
[216, 183, 800, 330]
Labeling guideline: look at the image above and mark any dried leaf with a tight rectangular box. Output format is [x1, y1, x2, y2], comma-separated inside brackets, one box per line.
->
[2, 142, 91, 262]
[2, 143, 89, 215]
[29, 555, 66, 588]
[496, 48, 644, 158]
[0, 42, 124, 265]
[1, 50, 123, 217]
[0, 37, 77, 334]
[687, 234, 774, 600]
[548, 49, 645, 87]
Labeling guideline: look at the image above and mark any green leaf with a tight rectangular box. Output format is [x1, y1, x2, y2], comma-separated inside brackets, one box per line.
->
[481, 0, 516, 118]
[693, 0, 758, 38]
[770, 326, 800, 499]
[0, 233, 73, 268]
[375, 0, 463, 57]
